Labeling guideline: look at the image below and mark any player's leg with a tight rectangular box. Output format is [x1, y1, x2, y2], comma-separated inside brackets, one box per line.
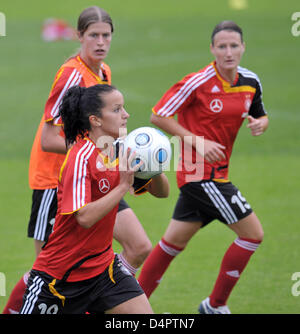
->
[227, 211, 264, 240]
[2, 189, 56, 314]
[105, 294, 153, 314]
[201, 183, 263, 311]
[138, 218, 202, 298]
[113, 204, 152, 276]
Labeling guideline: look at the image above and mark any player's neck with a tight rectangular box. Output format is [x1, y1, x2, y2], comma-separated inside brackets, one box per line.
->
[79, 52, 101, 76]
[216, 64, 237, 85]
[89, 131, 114, 155]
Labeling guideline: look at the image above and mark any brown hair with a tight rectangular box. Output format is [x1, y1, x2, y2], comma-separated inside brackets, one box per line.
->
[77, 6, 114, 36]
[211, 21, 243, 45]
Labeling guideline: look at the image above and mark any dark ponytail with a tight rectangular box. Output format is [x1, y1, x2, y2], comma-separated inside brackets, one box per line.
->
[58, 84, 117, 147]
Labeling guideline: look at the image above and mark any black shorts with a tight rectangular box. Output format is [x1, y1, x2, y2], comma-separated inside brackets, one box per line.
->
[118, 198, 130, 212]
[20, 255, 144, 314]
[172, 181, 252, 227]
[27, 189, 57, 241]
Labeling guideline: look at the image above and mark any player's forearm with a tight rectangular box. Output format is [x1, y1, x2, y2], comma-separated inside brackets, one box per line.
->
[146, 173, 169, 198]
[75, 183, 129, 229]
[41, 121, 68, 154]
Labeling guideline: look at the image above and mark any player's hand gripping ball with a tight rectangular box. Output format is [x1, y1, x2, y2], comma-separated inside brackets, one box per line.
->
[123, 127, 172, 179]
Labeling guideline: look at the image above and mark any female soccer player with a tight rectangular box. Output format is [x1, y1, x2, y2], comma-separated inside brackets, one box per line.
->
[20, 84, 154, 314]
[3, 6, 168, 314]
[138, 21, 269, 314]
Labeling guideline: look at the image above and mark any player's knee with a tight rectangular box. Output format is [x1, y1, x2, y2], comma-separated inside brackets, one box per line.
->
[244, 229, 264, 243]
[131, 240, 152, 265]
[256, 230, 264, 243]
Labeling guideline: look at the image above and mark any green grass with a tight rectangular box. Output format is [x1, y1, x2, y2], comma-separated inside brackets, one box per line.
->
[1, 0, 300, 314]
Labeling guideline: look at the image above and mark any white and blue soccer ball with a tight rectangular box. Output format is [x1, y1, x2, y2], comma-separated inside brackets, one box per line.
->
[123, 126, 172, 179]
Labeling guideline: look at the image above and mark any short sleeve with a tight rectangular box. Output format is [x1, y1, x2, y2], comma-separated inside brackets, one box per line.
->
[152, 72, 197, 118]
[248, 78, 267, 118]
[60, 148, 92, 214]
[133, 177, 152, 195]
[44, 67, 83, 125]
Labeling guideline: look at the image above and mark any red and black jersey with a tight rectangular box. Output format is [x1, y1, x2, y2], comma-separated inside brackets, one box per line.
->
[153, 61, 267, 188]
[33, 137, 151, 282]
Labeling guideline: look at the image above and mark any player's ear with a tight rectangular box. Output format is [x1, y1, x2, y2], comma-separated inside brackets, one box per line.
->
[89, 115, 101, 127]
[77, 31, 83, 43]
[241, 41, 246, 54]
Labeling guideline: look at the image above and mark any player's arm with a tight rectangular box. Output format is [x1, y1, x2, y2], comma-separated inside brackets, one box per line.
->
[41, 67, 79, 154]
[151, 113, 226, 164]
[75, 147, 142, 229]
[41, 121, 67, 154]
[75, 182, 130, 229]
[145, 173, 169, 198]
[246, 77, 269, 136]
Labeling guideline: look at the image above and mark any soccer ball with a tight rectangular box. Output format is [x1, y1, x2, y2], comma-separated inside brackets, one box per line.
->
[123, 126, 172, 179]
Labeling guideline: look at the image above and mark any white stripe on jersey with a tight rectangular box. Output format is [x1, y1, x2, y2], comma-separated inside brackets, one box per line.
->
[50, 68, 83, 121]
[72, 141, 95, 211]
[156, 65, 215, 117]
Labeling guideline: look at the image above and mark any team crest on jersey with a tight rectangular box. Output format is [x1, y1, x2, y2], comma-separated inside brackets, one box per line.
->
[210, 99, 223, 113]
[99, 178, 110, 194]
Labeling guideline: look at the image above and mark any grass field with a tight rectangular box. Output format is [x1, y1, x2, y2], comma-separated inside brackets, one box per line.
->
[0, 0, 299, 314]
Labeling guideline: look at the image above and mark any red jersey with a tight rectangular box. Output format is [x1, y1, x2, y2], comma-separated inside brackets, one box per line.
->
[153, 61, 267, 188]
[33, 137, 118, 282]
[29, 55, 111, 190]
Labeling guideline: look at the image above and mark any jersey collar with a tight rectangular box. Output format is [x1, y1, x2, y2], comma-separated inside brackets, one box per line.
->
[212, 60, 239, 87]
[76, 55, 107, 84]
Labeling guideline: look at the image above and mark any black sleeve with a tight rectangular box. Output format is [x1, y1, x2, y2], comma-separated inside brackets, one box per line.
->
[133, 177, 152, 195]
[248, 80, 267, 118]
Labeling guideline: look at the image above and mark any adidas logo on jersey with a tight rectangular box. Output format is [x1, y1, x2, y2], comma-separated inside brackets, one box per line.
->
[211, 85, 221, 93]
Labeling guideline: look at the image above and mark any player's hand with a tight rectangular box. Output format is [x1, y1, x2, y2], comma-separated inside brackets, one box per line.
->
[202, 139, 226, 164]
[247, 116, 264, 136]
[118, 145, 143, 190]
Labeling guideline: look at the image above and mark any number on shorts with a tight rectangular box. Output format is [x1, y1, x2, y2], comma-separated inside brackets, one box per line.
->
[231, 191, 251, 214]
[38, 303, 59, 314]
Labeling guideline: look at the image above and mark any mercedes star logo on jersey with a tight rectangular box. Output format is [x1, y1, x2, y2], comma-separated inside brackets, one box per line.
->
[99, 178, 110, 194]
[210, 98, 223, 113]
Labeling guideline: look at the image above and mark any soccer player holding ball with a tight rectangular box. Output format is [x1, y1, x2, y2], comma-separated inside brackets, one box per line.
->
[138, 21, 269, 313]
[20, 84, 154, 314]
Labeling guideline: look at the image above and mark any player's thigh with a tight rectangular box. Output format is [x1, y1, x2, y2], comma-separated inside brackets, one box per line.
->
[228, 211, 264, 241]
[163, 219, 203, 249]
[113, 207, 151, 250]
[105, 294, 153, 314]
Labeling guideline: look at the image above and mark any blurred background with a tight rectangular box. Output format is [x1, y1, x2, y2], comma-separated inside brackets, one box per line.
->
[0, 0, 299, 313]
